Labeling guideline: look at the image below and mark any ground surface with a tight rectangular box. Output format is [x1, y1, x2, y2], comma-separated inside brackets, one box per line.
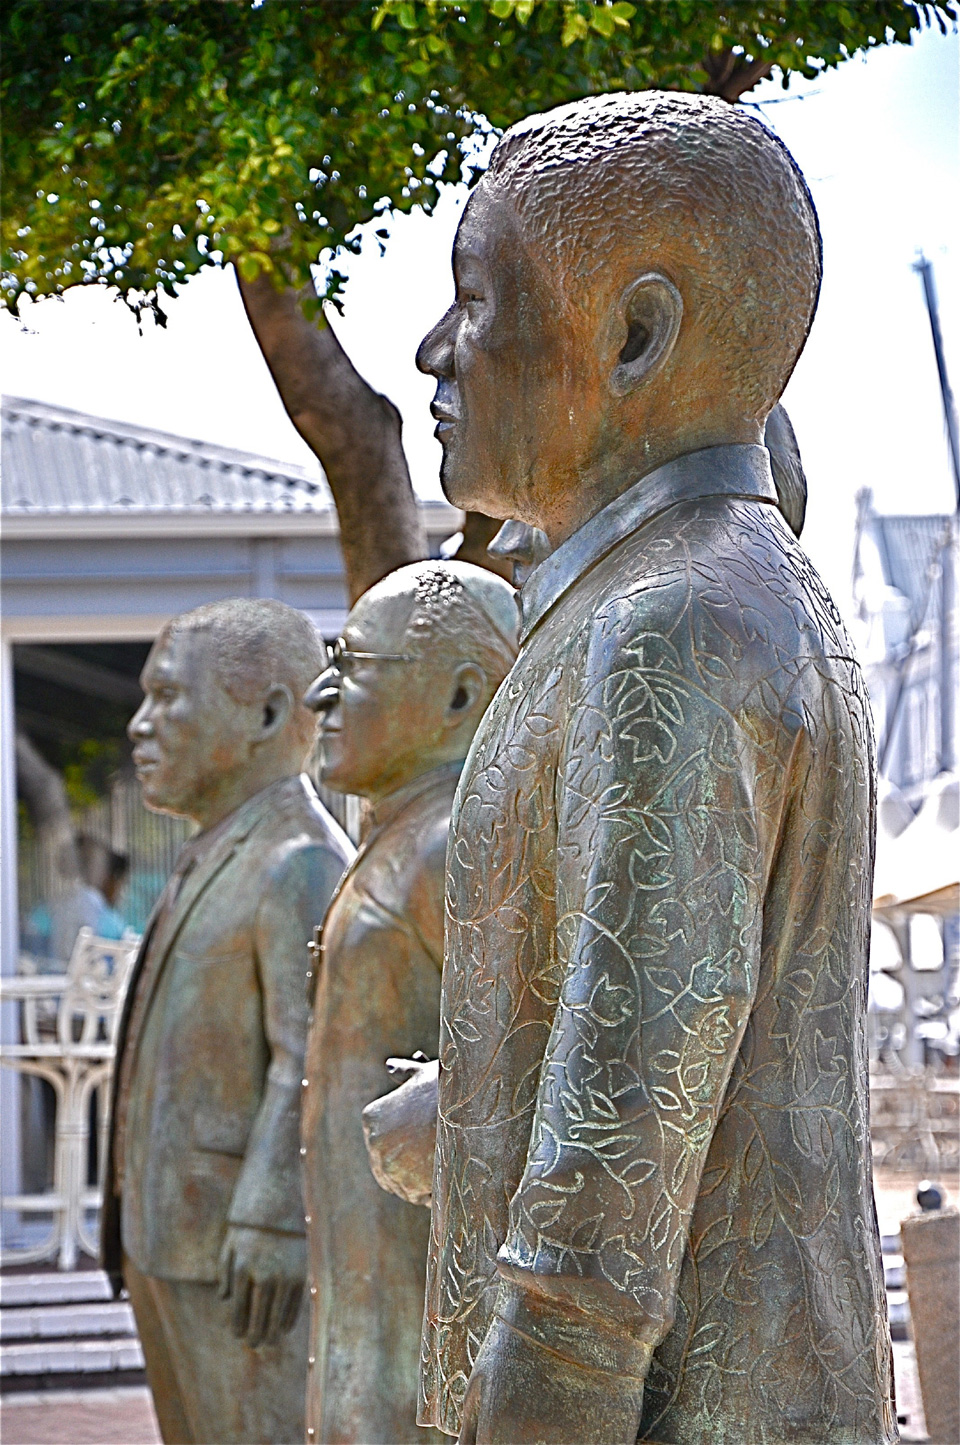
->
[1, 1171, 954, 1445]
[0, 1385, 161, 1444]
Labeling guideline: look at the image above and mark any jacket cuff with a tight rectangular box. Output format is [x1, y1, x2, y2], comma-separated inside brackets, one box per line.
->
[224, 1210, 305, 1237]
[493, 1276, 653, 1380]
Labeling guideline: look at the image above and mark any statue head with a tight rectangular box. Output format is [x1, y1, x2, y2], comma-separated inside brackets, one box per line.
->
[128, 598, 325, 828]
[417, 91, 820, 545]
[305, 560, 519, 803]
[487, 519, 551, 588]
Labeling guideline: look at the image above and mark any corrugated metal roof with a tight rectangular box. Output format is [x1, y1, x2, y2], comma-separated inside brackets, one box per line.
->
[1, 395, 334, 516]
[871, 514, 952, 621]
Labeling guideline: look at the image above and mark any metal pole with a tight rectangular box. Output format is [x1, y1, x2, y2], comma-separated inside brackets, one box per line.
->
[913, 254, 960, 511]
[0, 639, 23, 1236]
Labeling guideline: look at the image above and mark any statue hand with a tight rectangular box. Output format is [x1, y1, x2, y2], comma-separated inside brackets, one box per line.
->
[458, 1316, 645, 1445]
[217, 1224, 306, 1348]
[362, 1055, 438, 1208]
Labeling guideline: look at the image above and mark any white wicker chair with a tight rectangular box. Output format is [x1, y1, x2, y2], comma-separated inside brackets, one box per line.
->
[0, 928, 139, 1269]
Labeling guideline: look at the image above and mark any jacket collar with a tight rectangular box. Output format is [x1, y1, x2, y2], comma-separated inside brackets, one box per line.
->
[519, 444, 777, 643]
[141, 773, 308, 980]
[368, 758, 465, 834]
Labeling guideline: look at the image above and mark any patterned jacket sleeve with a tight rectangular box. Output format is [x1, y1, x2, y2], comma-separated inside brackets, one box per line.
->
[496, 600, 771, 1374]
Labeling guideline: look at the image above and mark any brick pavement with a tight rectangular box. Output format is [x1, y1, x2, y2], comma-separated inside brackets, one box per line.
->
[0, 1386, 160, 1444]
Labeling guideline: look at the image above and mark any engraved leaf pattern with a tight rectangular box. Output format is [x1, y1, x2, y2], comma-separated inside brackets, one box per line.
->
[422, 498, 895, 1444]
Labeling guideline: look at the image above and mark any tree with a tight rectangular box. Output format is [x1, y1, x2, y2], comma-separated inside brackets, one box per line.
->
[3, 0, 955, 597]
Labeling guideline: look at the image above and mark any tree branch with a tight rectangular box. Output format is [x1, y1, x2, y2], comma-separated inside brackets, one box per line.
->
[16, 730, 78, 882]
[236, 268, 428, 603]
[702, 50, 775, 102]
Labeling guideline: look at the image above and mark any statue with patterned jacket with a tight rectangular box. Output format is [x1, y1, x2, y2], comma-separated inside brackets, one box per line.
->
[403, 91, 896, 1445]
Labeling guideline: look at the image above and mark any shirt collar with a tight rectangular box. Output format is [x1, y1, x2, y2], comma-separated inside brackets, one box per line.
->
[519, 444, 777, 642]
[368, 758, 465, 833]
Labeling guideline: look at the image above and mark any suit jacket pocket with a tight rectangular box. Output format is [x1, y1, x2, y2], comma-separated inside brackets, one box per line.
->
[193, 1110, 251, 1158]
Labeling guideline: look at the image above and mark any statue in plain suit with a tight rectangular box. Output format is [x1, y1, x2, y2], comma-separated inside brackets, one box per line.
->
[299, 561, 518, 1445]
[101, 598, 353, 1445]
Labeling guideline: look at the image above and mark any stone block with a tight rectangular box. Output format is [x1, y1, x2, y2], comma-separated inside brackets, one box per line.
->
[901, 1206, 960, 1444]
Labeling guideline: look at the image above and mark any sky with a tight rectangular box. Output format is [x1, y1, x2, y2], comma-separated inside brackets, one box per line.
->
[2, 21, 957, 618]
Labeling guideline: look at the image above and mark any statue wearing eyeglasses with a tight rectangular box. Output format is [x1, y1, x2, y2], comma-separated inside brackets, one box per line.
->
[300, 561, 519, 1445]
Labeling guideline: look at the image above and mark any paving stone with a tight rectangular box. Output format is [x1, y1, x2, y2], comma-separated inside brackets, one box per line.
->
[0, 1386, 161, 1445]
[1, 1301, 136, 1341]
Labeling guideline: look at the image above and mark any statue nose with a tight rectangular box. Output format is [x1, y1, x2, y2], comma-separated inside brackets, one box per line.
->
[304, 668, 339, 713]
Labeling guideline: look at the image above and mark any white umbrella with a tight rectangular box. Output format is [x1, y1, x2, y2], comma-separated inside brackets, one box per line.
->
[873, 773, 959, 917]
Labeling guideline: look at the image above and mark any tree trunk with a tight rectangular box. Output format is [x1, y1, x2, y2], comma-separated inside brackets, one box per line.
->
[702, 49, 774, 102]
[237, 269, 427, 604]
[15, 731, 78, 882]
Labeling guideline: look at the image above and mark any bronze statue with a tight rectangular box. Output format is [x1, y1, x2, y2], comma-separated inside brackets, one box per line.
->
[484, 401, 805, 593]
[101, 599, 353, 1445]
[407, 91, 895, 1444]
[487, 519, 551, 588]
[299, 560, 518, 1445]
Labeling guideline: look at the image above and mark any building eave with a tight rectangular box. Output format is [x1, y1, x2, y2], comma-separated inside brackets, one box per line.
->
[1, 498, 462, 543]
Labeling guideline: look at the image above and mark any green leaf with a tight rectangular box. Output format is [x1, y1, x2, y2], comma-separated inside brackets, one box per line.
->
[237, 252, 263, 283]
[590, 8, 617, 39]
[3, 0, 951, 319]
[562, 10, 590, 46]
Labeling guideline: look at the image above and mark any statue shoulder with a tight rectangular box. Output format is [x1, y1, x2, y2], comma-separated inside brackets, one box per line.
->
[250, 782, 354, 902]
[580, 504, 808, 680]
[271, 776, 354, 864]
[369, 782, 454, 962]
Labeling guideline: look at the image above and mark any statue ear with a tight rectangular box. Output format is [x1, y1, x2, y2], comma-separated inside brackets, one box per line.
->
[445, 663, 486, 726]
[610, 273, 683, 397]
[259, 683, 294, 741]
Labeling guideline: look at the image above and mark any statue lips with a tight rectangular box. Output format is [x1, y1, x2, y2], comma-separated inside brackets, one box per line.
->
[131, 746, 161, 779]
[430, 391, 460, 442]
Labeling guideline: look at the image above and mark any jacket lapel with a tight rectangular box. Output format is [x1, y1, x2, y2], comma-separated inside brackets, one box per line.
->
[124, 783, 286, 1063]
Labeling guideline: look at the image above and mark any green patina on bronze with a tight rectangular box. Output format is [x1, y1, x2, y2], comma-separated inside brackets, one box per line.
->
[301, 561, 518, 1445]
[409, 91, 896, 1445]
[102, 598, 352, 1445]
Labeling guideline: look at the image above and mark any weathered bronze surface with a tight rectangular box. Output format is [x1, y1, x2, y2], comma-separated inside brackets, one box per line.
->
[413, 92, 896, 1444]
[487, 519, 551, 588]
[363, 1054, 439, 1209]
[102, 598, 352, 1445]
[300, 561, 518, 1445]
[485, 403, 805, 594]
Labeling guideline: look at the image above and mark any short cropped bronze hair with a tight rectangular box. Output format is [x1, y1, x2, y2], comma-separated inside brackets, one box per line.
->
[167, 597, 326, 707]
[487, 91, 821, 419]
